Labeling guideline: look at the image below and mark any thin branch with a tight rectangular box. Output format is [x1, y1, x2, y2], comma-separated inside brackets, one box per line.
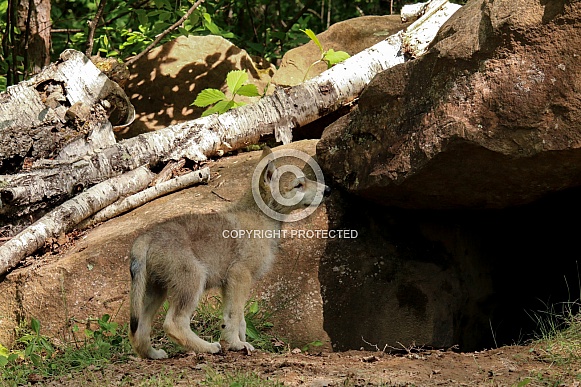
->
[86, 0, 107, 56]
[125, 0, 204, 66]
[326, 0, 332, 29]
[22, 0, 34, 78]
[80, 167, 210, 229]
[51, 28, 83, 33]
[243, 0, 258, 43]
[281, 0, 317, 35]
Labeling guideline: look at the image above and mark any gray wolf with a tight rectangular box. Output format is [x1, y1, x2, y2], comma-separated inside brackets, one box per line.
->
[128, 147, 330, 359]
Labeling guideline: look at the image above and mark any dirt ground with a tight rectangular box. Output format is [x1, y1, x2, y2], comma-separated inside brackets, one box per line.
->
[41, 344, 578, 386]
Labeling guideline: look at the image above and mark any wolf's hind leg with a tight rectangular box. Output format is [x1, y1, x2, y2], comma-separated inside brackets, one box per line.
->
[133, 284, 168, 359]
[221, 265, 255, 352]
[163, 262, 221, 354]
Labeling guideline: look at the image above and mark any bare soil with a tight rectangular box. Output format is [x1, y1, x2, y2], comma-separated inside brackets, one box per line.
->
[43, 345, 577, 386]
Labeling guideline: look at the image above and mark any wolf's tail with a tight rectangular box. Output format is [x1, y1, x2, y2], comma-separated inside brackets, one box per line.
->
[128, 234, 151, 357]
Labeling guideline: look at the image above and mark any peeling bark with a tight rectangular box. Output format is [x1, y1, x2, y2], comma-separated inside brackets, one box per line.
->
[79, 167, 210, 229]
[0, 166, 154, 276]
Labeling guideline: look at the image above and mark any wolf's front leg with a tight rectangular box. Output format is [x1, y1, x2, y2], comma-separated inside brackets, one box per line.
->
[221, 266, 255, 352]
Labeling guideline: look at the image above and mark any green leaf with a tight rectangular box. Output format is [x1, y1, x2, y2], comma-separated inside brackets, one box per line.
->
[192, 89, 226, 107]
[25, 343, 35, 357]
[301, 29, 323, 53]
[205, 21, 222, 36]
[189, 11, 200, 26]
[323, 49, 350, 68]
[226, 70, 248, 95]
[244, 318, 261, 340]
[31, 318, 40, 335]
[136, 9, 148, 26]
[236, 84, 260, 97]
[201, 100, 235, 117]
[30, 353, 42, 366]
[248, 301, 260, 314]
[0, 343, 8, 357]
[0, 355, 7, 367]
[159, 10, 171, 22]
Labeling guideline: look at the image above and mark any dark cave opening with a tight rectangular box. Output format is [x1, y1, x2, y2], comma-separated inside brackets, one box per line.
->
[320, 186, 581, 352]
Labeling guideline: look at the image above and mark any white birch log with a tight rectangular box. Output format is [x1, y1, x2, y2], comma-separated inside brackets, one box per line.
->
[0, 49, 134, 167]
[79, 167, 210, 229]
[401, 2, 428, 22]
[0, 0, 461, 213]
[0, 166, 154, 276]
[402, 0, 462, 58]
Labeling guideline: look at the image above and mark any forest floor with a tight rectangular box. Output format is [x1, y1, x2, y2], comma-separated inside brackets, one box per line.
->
[18, 341, 581, 386]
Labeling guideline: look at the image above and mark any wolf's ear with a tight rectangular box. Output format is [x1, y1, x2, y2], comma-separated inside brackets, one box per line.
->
[260, 146, 273, 160]
[263, 158, 277, 185]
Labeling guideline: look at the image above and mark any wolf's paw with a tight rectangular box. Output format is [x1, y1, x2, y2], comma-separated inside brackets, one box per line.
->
[207, 342, 222, 354]
[228, 340, 255, 352]
[148, 348, 168, 359]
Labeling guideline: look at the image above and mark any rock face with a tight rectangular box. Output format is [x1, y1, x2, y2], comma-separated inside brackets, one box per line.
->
[124, 35, 275, 137]
[272, 15, 410, 87]
[313, 0, 581, 352]
[317, 0, 580, 209]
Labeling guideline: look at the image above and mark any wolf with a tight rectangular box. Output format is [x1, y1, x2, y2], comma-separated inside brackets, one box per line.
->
[128, 146, 331, 359]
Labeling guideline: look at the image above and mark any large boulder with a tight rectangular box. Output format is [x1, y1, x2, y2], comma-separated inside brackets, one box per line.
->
[317, 0, 579, 209]
[313, 0, 581, 353]
[124, 35, 275, 137]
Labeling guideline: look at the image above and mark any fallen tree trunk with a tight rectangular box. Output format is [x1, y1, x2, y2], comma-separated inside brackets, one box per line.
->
[0, 166, 154, 276]
[79, 167, 210, 229]
[0, 49, 134, 170]
[0, 0, 460, 216]
[0, 49, 136, 227]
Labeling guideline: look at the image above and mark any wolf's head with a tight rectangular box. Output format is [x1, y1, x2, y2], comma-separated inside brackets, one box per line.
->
[257, 147, 331, 219]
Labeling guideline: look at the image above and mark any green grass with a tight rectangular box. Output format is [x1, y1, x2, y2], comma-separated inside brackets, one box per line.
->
[528, 299, 581, 384]
[0, 296, 286, 385]
[0, 314, 132, 386]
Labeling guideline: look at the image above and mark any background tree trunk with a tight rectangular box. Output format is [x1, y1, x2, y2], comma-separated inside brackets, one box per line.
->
[17, 0, 52, 76]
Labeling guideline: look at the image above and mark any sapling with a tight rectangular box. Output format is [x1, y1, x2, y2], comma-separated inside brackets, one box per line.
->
[192, 70, 261, 116]
[301, 28, 350, 81]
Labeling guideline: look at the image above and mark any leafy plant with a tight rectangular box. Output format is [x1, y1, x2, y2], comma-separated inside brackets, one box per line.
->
[0, 315, 130, 385]
[19, 318, 55, 366]
[301, 28, 350, 81]
[192, 70, 261, 117]
[244, 299, 286, 353]
[0, 318, 55, 385]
